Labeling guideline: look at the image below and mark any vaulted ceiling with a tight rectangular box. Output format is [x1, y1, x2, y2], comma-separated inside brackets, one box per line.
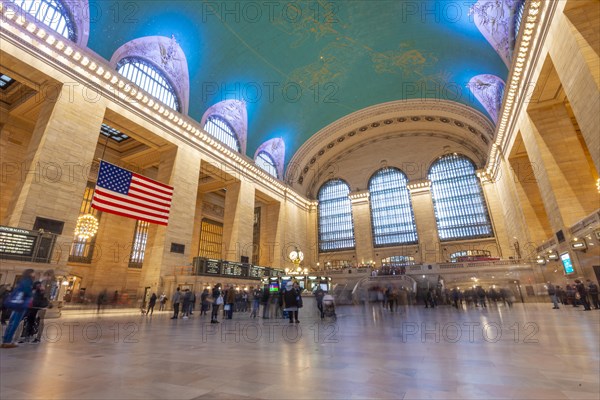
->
[85, 0, 514, 165]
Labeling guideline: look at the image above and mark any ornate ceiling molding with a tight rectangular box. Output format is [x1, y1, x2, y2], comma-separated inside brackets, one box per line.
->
[286, 99, 494, 189]
[304, 130, 488, 199]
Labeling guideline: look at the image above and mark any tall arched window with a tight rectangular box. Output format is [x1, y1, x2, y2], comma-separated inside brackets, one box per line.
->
[318, 179, 355, 252]
[369, 167, 418, 247]
[11, 0, 77, 41]
[428, 154, 493, 241]
[116, 57, 180, 111]
[203, 115, 241, 152]
[255, 151, 278, 178]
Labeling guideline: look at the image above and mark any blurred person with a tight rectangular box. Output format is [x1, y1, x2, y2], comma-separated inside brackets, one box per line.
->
[225, 285, 236, 319]
[158, 293, 167, 311]
[1, 269, 35, 348]
[146, 293, 157, 316]
[280, 281, 301, 323]
[170, 287, 181, 319]
[211, 284, 223, 323]
[200, 288, 210, 316]
[314, 286, 325, 319]
[547, 282, 559, 309]
[586, 280, 599, 309]
[18, 281, 49, 344]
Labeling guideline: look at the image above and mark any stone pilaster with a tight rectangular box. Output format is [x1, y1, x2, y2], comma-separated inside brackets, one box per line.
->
[139, 146, 201, 293]
[6, 84, 105, 266]
[222, 180, 255, 262]
[408, 182, 440, 264]
[348, 191, 373, 264]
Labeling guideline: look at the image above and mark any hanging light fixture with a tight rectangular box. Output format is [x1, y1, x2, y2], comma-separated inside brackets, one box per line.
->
[74, 214, 99, 240]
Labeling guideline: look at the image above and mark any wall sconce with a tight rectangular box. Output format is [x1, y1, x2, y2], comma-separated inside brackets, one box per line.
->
[547, 251, 559, 261]
[536, 255, 546, 265]
[570, 238, 588, 251]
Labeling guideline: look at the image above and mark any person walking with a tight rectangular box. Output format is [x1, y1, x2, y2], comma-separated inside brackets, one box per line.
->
[225, 285, 236, 319]
[547, 282, 559, 309]
[2, 269, 35, 348]
[211, 284, 223, 323]
[147, 293, 157, 316]
[158, 293, 167, 311]
[261, 286, 270, 319]
[575, 280, 591, 311]
[314, 286, 325, 319]
[587, 280, 599, 309]
[250, 287, 261, 318]
[18, 281, 49, 344]
[280, 281, 301, 323]
[200, 288, 210, 316]
[171, 287, 181, 319]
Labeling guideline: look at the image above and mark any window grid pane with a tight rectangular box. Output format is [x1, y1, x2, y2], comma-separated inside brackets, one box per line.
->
[429, 154, 493, 241]
[198, 219, 223, 260]
[12, 0, 76, 41]
[128, 220, 149, 268]
[116, 57, 180, 112]
[203, 116, 240, 152]
[318, 179, 355, 252]
[256, 152, 277, 178]
[369, 167, 418, 247]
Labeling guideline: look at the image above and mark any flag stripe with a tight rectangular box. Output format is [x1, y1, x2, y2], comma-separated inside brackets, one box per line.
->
[131, 178, 174, 196]
[94, 189, 170, 214]
[91, 160, 173, 225]
[92, 196, 169, 219]
[91, 204, 168, 225]
[129, 184, 173, 203]
[133, 172, 173, 191]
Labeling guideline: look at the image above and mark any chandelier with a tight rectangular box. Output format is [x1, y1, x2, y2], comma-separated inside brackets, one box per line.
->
[74, 214, 99, 240]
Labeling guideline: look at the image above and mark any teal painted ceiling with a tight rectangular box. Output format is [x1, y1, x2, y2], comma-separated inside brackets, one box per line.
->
[87, 0, 508, 164]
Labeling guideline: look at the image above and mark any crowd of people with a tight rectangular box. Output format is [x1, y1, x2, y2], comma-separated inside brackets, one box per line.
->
[546, 279, 599, 310]
[165, 280, 306, 324]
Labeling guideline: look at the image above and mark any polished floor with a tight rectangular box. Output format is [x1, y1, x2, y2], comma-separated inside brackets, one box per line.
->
[1, 300, 599, 400]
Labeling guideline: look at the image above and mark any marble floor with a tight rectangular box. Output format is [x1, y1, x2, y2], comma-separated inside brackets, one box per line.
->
[1, 301, 599, 400]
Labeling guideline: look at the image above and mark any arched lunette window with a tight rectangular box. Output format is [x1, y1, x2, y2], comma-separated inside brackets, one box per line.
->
[369, 167, 418, 247]
[10, 0, 77, 41]
[203, 115, 241, 152]
[255, 151, 278, 178]
[116, 57, 180, 112]
[318, 179, 355, 252]
[429, 154, 493, 241]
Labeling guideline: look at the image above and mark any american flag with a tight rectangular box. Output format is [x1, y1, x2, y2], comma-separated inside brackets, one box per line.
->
[91, 161, 173, 226]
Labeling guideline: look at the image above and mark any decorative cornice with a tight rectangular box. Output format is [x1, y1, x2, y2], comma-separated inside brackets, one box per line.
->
[485, 1, 553, 181]
[286, 100, 495, 188]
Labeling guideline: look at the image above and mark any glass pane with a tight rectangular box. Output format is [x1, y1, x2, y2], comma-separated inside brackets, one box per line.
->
[318, 179, 355, 252]
[429, 154, 493, 241]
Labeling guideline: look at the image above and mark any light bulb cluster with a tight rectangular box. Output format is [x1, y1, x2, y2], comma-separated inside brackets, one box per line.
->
[74, 214, 99, 240]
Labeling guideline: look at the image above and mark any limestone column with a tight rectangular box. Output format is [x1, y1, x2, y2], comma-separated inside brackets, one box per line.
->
[348, 191, 373, 265]
[5, 83, 106, 266]
[222, 179, 255, 262]
[259, 201, 281, 267]
[480, 179, 512, 259]
[408, 183, 440, 264]
[523, 104, 598, 230]
[548, 5, 600, 171]
[139, 146, 201, 293]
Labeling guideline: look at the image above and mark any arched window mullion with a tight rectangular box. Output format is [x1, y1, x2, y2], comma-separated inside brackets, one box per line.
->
[429, 154, 493, 241]
[318, 179, 355, 252]
[203, 115, 240, 152]
[368, 167, 418, 247]
[116, 57, 180, 112]
[11, 0, 76, 41]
